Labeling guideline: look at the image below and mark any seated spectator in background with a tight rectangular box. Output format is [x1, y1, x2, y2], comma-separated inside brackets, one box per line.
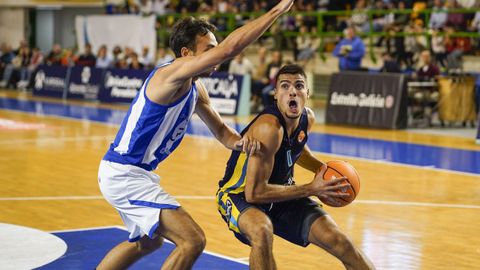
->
[251, 46, 269, 112]
[380, 52, 401, 73]
[155, 47, 174, 66]
[13, 46, 31, 89]
[445, 0, 466, 29]
[22, 47, 43, 90]
[139, 46, 153, 69]
[261, 50, 283, 106]
[333, 27, 365, 71]
[431, 29, 447, 68]
[46, 44, 63, 65]
[416, 50, 440, 80]
[429, 0, 447, 30]
[111, 45, 123, 67]
[0, 44, 16, 88]
[76, 43, 96, 67]
[228, 52, 254, 76]
[296, 26, 320, 67]
[129, 52, 144, 70]
[350, 0, 369, 33]
[60, 48, 76, 67]
[96, 45, 112, 69]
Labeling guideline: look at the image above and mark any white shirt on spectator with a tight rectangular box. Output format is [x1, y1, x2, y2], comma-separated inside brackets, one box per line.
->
[429, 7, 447, 29]
[96, 56, 112, 69]
[228, 58, 254, 76]
[153, 0, 169, 15]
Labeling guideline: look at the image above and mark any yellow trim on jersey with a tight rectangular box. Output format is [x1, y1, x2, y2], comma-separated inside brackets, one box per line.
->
[218, 152, 248, 194]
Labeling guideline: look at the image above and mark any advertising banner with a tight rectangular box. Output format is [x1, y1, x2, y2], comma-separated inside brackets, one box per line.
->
[326, 72, 408, 129]
[32, 65, 69, 98]
[99, 68, 150, 103]
[200, 72, 244, 115]
[67, 66, 104, 100]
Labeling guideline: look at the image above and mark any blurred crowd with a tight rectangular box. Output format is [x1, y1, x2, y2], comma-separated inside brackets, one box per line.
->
[0, 41, 175, 90]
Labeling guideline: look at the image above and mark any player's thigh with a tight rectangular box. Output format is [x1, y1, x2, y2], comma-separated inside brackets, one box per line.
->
[238, 207, 274, 243]
[157, 207, 205, 245]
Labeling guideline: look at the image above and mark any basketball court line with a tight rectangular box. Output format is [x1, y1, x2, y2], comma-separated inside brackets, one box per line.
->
[1, 195, 479, 209]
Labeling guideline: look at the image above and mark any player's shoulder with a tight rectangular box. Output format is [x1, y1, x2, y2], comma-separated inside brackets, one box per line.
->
[305, 107, 315, 122]
[251, 114, 283, 139]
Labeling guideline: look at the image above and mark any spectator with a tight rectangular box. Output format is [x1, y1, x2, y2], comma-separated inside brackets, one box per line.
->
[46, 43, 63, 65]
[13, 46, 31, 89]
[333, 27, 365, 71]
[0, 44, 15, 87]
[429, 0, 448, 30]
[251, 46, 269, 112]
[129, 53, 144, 70]
[111, 45, 123, 67]
[228, 52, 254, 76]
[22, 47, 43, 90]
[76, 43, 96, 67]
[416, 50, 440, 80]
[139, 0, 153, 15]
[380, 52, 402, 73]
[139, 46, 153, 68]
[152, 0, 170, 15]
[155, 47, 174, 66]
[261, 50, 283, 106]
[60, 48, 76, 67]
[431, 29, 447, 68]
[296, 26, 320, 67]
[96, 45, 112, 69]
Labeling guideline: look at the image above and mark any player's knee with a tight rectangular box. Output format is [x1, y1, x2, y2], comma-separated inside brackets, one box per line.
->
[248, 221, 274, 247]
[179, 231, 206, 256]
[331, 233, 355, 258]
[136, 236, 164, 255]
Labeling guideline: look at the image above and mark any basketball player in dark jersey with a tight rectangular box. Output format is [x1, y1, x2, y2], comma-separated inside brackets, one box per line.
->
[217, 64, 375, 269]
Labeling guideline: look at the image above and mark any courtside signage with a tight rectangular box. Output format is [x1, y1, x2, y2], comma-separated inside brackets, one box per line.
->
[33, 65, 69, 98]
[326, 72, 408, 129]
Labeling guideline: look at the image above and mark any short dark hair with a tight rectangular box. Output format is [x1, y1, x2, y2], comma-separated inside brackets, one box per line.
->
[275, 64, 307, 83]
[169, 17, 217, 57]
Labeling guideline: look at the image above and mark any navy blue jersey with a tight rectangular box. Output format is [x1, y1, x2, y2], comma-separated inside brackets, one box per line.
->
[218, 105, 309, 193]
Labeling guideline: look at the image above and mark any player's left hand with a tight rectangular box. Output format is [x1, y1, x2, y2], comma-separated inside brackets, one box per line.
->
[234, 135, 261, 156]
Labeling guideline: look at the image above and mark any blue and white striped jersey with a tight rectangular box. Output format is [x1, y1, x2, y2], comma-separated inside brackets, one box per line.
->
[103, 66, 198, 171]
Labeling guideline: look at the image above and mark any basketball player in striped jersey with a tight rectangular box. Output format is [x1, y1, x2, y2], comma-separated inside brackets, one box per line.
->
[217, 65, 375, 269]
[96, 1, 295, 269]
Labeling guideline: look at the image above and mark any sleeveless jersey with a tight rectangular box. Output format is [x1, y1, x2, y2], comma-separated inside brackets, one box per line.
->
[103, 63, 198, 171]
[218, 105, 309, 194]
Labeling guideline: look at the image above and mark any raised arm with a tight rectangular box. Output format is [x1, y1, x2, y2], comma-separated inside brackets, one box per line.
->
[162, 0, 294, 83]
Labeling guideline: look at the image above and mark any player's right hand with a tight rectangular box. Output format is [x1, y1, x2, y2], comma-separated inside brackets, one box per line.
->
[276, 0, 294, 14]
[310, 172, 351, 200]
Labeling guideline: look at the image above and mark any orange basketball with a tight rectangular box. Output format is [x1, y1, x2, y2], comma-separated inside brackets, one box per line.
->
[319, 160, 360, 207]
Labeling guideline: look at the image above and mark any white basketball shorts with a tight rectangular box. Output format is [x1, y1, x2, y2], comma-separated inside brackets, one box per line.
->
[98, 160, 180, 242]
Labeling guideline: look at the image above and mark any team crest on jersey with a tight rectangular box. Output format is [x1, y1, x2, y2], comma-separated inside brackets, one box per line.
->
[298, 130, 306, 143]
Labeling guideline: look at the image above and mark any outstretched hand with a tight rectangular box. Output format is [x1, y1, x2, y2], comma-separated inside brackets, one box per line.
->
[234, 135, 261, 156]
[276, 0, 295, 14]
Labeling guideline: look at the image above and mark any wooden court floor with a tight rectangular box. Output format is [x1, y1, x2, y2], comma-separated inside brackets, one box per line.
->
[0, 90, 479, 269]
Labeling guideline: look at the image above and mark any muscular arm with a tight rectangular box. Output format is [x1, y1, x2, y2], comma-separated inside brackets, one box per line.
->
[195, 80, 241, 150]
[146, 0, 294, 105]
[244, 115, 315, 204]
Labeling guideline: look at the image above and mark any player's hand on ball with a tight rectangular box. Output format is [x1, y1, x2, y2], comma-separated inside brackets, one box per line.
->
[310, 169, 351, 199]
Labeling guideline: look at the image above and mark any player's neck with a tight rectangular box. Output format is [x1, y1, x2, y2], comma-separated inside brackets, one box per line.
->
[283, 116, 300, 137]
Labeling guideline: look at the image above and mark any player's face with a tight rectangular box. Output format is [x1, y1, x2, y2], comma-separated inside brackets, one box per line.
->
[274, 73, 309, 119]
[193, 31, 218, 76]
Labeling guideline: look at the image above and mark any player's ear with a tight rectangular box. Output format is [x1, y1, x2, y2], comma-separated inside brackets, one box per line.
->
[180, 47, 191, 57]
[307, 88, 310, 98]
